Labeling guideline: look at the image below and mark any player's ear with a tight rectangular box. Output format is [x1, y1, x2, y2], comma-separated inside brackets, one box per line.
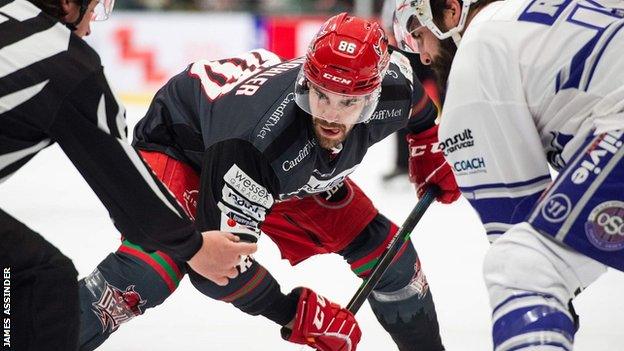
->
[60, 0, 72, 12]
[444, 0, 462, 27]
[60, 0, 77, 22]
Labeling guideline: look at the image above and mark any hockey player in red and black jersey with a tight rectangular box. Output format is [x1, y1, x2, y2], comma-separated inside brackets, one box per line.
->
[0, 0, 256, 350]
[79, 14, 460, 351]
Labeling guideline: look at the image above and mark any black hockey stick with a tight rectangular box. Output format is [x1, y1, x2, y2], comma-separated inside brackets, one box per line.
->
[346, 185, 440, 314]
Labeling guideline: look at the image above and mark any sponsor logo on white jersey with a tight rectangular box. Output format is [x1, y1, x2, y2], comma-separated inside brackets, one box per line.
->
[453, 157, 486, 175]
[439, 129, 474, 155]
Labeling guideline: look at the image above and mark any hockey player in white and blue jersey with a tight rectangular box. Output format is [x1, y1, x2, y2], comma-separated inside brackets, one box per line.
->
[395, 0, 624, 349]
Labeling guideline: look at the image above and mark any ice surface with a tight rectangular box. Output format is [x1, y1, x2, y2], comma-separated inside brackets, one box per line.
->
[1, 105, 622, 350]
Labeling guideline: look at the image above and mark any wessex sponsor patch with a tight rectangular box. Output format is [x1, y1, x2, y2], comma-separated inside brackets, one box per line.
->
[221, 185, 267, 223]
[224, 164, 274, 208]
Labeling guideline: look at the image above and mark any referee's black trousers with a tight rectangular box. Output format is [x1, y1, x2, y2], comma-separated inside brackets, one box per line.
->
[0, 208, 79, 351]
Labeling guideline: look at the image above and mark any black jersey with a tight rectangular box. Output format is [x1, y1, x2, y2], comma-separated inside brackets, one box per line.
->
[0, 0, 201, 261]
[133, 49, 436, 240]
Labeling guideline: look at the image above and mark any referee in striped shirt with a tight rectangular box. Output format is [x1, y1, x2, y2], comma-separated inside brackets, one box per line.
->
[0, 0, 256, 349]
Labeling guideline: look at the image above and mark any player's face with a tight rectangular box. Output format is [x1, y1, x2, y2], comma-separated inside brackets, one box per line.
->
[308, 84, 360, 149]
[62, 0, 98, 37]
[409, 22, 457, 89]
[408, 25, 442, 66]
[429, 37, 457, 89]
[311, 116, 355, 150]
[308, 84, 367, 125]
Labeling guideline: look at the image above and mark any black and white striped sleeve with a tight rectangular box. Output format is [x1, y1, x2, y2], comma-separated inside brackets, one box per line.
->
[0, 0, 201, 260]
[0, 0, 58, 184]
[47, 68, 202, 261]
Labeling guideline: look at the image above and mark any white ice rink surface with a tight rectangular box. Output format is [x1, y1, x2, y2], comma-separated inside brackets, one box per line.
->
[1, 105, 624, 351]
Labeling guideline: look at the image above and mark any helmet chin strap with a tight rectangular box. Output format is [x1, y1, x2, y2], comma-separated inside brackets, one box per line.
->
[445, 0, 475, 47]
[451, 31, 463, 47]
[64, 0, 89, 31]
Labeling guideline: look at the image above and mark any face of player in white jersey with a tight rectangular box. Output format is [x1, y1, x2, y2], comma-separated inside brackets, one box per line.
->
[395, 0, 485, 88]
[404, 11, 458, 89]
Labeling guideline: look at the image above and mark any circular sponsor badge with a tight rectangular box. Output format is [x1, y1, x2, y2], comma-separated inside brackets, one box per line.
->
[585, 201, 624, 251]
[541, 194, 572, 223]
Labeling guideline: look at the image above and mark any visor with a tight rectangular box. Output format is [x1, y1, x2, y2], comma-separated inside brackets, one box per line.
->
[393, 13, 426, 53]
[92, 0, 115, 21]
[294, 69, 381, 125]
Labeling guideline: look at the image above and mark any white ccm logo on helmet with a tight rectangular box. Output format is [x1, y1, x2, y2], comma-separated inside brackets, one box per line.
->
[322, 72, 352, 85]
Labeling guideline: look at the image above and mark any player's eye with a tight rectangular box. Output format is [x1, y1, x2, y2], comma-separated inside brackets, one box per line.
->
[314, 89, 329, 101]
[341, 98, 358, 107]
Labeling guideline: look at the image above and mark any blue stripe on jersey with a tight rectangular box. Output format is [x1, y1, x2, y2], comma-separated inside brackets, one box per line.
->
[460, 174, 551, 193]
[585, 0, 606, 8]
[558, 33, 602, 91]
[584, 20, 624, 90]
[493, 305, 575, 348]
[518, 0, 571, 25]
[471, 197, 517, 224]
[468, 191, 544, 233]
[558, 5, 624, 92]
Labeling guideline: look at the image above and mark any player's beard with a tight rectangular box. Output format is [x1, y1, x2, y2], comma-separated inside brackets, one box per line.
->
[430, 37, 457, 91]
[312, 118, 353, 150]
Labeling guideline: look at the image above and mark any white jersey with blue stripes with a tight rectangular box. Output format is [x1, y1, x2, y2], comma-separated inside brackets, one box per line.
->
[439, 0, 624, 241]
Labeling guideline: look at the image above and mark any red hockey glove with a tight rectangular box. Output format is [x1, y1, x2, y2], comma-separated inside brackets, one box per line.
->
[407, 125, 460, 204]
[281, 288, 361, 351]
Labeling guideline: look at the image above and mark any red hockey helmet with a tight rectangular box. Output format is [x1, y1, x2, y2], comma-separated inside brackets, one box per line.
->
[295, 13, 390, 125]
